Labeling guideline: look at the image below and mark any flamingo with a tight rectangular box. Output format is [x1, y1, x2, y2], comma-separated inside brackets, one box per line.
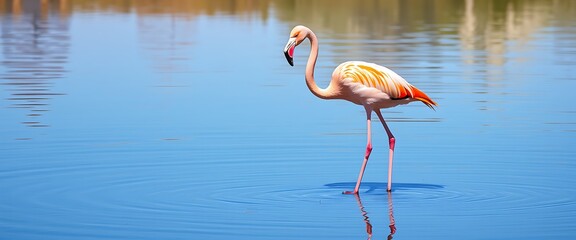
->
[283, 25, 437, 194]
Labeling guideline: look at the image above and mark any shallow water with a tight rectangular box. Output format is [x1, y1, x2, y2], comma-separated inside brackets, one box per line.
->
[1, 0, 576, 239]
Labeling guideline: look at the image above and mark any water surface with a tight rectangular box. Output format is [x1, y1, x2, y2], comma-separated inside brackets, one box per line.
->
[1, 0, 576, 239]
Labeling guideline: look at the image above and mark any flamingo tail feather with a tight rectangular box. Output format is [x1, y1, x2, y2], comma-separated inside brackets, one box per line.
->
[410, 86, 437, 110]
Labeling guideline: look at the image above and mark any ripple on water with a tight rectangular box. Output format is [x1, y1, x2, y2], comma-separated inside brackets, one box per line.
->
[1, 137, 575, 239]
[324, 180, 576, 219]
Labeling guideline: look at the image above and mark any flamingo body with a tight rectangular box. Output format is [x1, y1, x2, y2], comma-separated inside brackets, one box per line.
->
[333, 61, 436, 109]
[283, 25, 437, 193]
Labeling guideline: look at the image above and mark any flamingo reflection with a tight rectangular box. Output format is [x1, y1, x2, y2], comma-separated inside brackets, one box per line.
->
[353, 192, 396, 240]
[387, 192, 397, 238]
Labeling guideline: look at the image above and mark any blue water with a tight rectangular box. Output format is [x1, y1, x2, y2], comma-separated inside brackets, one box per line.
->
[1, 1, 576, 239]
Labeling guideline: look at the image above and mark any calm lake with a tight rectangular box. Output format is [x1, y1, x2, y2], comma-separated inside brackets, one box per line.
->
[1, 0, 576, 239]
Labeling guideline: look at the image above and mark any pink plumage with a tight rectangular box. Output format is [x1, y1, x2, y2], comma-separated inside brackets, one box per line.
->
[283, 25, 437, 193]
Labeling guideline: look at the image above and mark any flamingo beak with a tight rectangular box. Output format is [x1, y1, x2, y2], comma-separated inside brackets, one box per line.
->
[284, 37, 296, 66]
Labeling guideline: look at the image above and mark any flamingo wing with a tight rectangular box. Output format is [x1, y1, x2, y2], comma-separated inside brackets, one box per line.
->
[340, 61, 437, 109]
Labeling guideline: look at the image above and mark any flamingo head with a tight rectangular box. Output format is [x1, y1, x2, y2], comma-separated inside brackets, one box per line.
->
[283, 25, 308, 66]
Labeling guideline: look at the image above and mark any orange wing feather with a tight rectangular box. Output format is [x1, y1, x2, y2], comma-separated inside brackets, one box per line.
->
[341, 61, 437, 109]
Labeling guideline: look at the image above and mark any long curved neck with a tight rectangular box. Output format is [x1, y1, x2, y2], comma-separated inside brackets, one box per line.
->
[305, 30, 332, 100]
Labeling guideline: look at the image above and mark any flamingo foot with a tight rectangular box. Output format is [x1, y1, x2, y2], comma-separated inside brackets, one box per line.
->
[342, 190, 358, 195]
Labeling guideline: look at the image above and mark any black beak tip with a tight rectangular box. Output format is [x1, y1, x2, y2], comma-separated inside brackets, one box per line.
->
[284, 51, 294, 66]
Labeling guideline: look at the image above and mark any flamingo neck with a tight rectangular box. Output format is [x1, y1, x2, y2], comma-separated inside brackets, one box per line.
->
[305, 30, 332, 100]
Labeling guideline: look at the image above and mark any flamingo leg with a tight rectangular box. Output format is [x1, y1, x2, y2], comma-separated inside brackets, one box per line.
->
[344, 108, 373, 195]
[375, 110, 395, 192]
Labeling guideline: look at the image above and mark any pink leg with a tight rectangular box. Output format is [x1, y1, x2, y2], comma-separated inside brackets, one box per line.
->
[344, 108, 372, 195]
[375, 110, 395, 192]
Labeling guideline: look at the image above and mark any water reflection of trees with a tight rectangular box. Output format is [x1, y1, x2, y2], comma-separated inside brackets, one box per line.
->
[8, 0, 571, 37]
[59, 0, 273, 17]
[275, 0, 575, 66]
[74, 0, 571, 68]
[1, 0, 574, 127]
[458, 0, 569, 66]
[2, 0, 571, 67]
[0, 0, 69, 128]
[137, 14, 196, 88]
